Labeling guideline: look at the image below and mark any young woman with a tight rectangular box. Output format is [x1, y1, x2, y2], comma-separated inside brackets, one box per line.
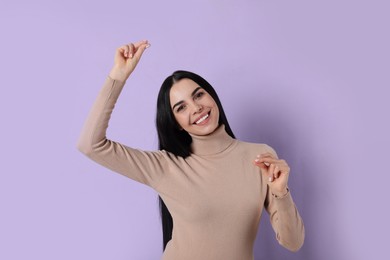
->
[77, 40, 304, 259]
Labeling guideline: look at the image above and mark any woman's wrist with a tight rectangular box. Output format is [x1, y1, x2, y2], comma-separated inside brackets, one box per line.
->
[271, 187, 289, 198]
[109, 66, 130, 82]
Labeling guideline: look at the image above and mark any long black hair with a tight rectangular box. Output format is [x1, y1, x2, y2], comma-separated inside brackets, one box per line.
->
[155, 70, 235, 250]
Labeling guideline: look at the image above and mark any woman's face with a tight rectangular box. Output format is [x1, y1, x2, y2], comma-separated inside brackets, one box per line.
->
[169, 78, 220, 136]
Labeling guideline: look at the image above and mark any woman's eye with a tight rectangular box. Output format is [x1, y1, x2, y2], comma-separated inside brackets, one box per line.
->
[194, 92, 204, 99]
[177, 104, 186, 112]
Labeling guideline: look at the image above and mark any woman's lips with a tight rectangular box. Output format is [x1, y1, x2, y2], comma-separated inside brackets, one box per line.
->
[193, 112, 210, 125]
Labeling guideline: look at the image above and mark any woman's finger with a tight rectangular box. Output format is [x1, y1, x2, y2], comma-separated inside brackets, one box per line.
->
[254, 156, 268, 170]
[115, 45, 127, 60]
[127, 43, 135, 58]
[121, 44, 129, 58]
[273, 165, 280, 179]
[256, 157, 279, 165]
[109, 40, 151, 81]
[133, 40, 149, 49]
[254, 154, 290, 183]
[268, 163, 276, 182]
[254, 157, 280, 170]
[133, 41, 150, 60]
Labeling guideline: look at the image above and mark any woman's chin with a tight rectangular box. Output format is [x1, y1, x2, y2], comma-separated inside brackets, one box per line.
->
[188, 122, 219, 136]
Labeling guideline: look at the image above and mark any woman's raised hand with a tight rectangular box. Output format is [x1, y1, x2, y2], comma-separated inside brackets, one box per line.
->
[254, 152, 290, 197]
[109, 40, 150, 82]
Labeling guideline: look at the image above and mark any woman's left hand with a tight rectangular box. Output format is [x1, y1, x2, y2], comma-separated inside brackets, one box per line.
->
[254, 152, 290, 197]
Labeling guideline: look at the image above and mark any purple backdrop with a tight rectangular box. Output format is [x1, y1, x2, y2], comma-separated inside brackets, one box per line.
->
[1, 0, 389, 259]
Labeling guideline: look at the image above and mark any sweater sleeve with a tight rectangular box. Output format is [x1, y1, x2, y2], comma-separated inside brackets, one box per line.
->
[76, 77, 167, 188]
[263, 144, 305, 251]
[264, 188, 305, 252]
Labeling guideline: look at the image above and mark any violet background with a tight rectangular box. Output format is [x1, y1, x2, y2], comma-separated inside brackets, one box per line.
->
[1, 0, 389, 259]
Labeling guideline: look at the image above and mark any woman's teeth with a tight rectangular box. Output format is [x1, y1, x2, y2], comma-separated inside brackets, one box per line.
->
[195, 114, 209, 124]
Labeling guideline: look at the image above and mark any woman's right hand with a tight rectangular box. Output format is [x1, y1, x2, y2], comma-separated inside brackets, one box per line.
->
[109, 40, 150, 82]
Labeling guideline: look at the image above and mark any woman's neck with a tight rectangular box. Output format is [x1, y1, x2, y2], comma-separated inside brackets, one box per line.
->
[189, 124, 234, 156]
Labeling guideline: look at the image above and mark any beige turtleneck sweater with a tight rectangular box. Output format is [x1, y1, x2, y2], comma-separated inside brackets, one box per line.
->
[77, 77, 305, 259]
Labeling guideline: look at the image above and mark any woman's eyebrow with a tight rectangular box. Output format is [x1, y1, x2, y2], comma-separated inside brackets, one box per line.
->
[172, 87, 202, 110]
[191, 87, 202, 97]
[172, 101, 184, 110]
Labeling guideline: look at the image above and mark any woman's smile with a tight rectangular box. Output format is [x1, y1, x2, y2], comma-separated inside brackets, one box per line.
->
[193, 112, 210, 125]
[170, 78, 219, 136]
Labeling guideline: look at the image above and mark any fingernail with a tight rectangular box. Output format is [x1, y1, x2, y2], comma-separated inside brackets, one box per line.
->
[254, 159, 259, 163]
[268, 176, 273, 182]
[130, 53, 133, 58]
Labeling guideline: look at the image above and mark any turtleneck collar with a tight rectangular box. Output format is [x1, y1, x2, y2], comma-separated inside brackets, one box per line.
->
[189, 124, 235, 156]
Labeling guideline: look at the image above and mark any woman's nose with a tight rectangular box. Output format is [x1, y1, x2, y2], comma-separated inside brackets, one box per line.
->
[192, 103, 203, 114]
